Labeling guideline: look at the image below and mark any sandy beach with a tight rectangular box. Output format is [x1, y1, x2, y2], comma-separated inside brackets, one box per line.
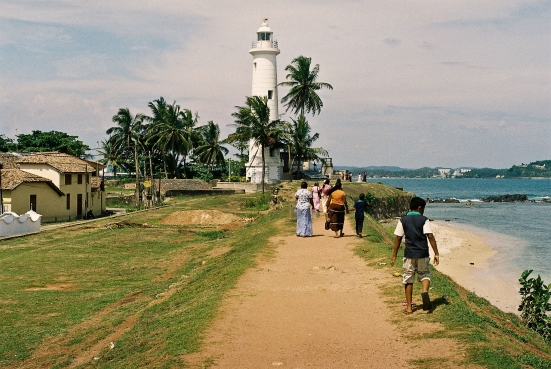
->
[431, 221, 521, 314]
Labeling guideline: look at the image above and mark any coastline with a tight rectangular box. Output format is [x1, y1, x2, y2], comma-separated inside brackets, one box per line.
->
[430, 221, 521, 314]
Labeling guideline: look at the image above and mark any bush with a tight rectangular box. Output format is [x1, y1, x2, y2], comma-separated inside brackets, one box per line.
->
[243, 194, 270, 210]
[518, 270, 551, 340]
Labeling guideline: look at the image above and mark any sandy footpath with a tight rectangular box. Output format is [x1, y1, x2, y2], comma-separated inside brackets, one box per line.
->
[184, 216, 470, 368]
[431, 221, 521, 314]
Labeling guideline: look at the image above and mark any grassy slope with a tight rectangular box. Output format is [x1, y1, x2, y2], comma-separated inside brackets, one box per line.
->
[0, 192, 280, 368]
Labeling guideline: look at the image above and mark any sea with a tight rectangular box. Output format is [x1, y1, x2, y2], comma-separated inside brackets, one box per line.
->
[366, 178, 551, 288]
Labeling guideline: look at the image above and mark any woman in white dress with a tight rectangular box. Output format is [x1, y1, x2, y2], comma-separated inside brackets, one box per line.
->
[295, 181, 314, 237]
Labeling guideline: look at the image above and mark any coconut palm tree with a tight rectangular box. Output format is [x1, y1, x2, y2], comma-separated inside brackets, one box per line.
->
[97, 139, 122, 178]
[179, 108, 200, 178]
[224, 132, 249, 164]
[146, 99, 194, 178]
[232, 96, 286, 193]
[278, 55, 333, 116]
[286, 114, 328, 179]
[194, 121, 229, 174]
[107, 108, 145, 206]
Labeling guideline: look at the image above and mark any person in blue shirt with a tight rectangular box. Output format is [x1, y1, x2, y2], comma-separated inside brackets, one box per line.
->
[351, 193, 370, 238]
[391, 197, 440, 314]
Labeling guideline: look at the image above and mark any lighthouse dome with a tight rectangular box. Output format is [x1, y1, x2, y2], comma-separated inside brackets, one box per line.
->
[257, 21, 272, 33]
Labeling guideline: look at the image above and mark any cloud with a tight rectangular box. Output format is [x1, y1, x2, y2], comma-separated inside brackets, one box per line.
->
[0, 1, 549, 168]
[383, 38, 401, 46]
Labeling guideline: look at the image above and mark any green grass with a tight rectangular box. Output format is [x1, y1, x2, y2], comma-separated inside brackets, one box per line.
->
[0, 192, 281, 368]
[4, 184, 551, 368]
[352, 213, 551, 368]
[104, 185, 135, 196]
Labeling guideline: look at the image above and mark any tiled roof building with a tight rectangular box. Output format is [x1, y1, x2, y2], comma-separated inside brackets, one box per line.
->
[0, 152, 105, 221]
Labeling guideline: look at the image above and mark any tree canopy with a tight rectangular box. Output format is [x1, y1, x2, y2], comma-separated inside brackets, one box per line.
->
[286, 115, 328, 179]
[0, 134, 15, 152]
[278, 55, 333, 116]
[15, 130, 91, 157]
[232, 96, 286, 191]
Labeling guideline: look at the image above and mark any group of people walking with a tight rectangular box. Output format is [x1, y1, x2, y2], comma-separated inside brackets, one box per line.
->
[295, 181, 441, 314]
[295, 179, 440, 315]
[295, 179, 370, 238]
[341, 171, 368, 182]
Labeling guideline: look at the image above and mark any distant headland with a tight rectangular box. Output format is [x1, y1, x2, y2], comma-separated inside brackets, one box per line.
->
[337, 159, 551, 179]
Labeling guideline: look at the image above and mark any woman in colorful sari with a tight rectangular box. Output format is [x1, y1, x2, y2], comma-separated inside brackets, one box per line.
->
[295, 181, 314, 237]
[326, 180, 349, 238]
[320, 179, 332, 215]
[311, 182, 321, 212]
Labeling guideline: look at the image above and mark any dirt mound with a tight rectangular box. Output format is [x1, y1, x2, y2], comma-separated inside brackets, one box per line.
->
[160, 210, 241, 225]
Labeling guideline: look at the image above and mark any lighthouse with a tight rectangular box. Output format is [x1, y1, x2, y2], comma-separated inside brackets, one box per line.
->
[246, 19, 283, 184]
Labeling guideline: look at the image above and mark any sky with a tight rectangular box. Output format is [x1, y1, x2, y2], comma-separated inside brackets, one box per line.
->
[1, 0, 550, 169]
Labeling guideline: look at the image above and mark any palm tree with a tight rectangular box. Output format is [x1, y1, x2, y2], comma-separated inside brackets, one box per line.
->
[146, 99, 193, 178]
[97, 139, 121, 178]
[179, 108, 200, 178]
[194, 121, 229, 174]
[286, 115, 328, 179]
[232, 96, 286, 193]
[107, 108, 145, 206]
[278, 55, 333, 116]
[224, 132, 249, 164]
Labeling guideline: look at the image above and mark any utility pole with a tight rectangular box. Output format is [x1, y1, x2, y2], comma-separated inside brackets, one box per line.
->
[149, 151, 155, 206]
[84, 164, 88, 218]
[0, 163, 3, 214]
[133, 141, 140, 209]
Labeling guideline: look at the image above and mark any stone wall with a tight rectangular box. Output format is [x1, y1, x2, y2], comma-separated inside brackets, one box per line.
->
[215, 182, 269, 193]
[159, 179, 211, 194]
[367, 193, 414, 221]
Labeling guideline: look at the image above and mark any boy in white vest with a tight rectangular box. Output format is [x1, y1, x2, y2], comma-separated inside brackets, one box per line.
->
[391, 197, 440, 314]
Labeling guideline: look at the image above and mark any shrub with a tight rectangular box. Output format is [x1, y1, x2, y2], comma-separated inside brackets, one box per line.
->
[243, 194, 270, 210]
[518, 270, 551, 340]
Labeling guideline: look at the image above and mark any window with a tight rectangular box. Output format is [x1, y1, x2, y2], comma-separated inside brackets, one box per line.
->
[268, 90, 273, 99]
[258, 32, 271, 41]
[254, 62, 257, 71]
[30, 195, 37, 212]
[66, 194, 71, 210]
[65, 174, 72, 185]
[78, 174, 83, 184]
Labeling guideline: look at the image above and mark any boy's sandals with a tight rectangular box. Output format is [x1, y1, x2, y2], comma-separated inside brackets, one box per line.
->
[421, 292, 432, 311]
[403, 310, 413, 315]
[402, 302, 416, 306]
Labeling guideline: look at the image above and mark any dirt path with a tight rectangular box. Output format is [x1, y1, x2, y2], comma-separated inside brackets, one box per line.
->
[185, 215, 470, 368]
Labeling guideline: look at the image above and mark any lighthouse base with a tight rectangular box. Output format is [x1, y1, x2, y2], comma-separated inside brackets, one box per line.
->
[245, 161, 283, 184]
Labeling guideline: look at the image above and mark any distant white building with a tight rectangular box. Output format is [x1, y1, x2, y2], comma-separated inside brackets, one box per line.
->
[453, 168, 471, 177]
[438, 168, 451, 178]
[245, 19, 284, 184]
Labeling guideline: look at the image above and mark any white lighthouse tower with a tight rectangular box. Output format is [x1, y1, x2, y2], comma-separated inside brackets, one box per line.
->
[245, 19, 283, 184]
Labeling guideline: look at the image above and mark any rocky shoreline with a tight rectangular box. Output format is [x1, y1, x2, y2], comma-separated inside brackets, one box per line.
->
[428, 193, 549, 203]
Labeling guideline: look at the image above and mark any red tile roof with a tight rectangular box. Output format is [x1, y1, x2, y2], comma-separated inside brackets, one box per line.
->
[17, 152, 95, 173]
[0, 168, 64, 195]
